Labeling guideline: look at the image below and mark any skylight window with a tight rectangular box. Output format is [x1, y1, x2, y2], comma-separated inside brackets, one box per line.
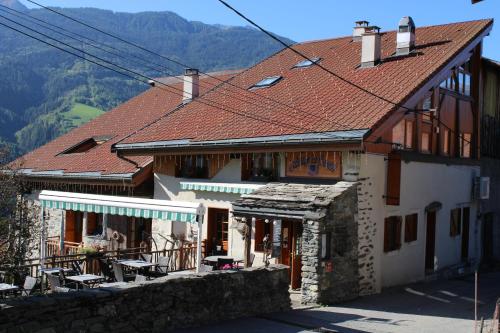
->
[250, 76, 282, 89]
[293, 57, 321, 68]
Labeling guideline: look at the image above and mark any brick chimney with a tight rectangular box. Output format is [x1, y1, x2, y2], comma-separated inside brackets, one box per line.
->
[183, 68, 200, 102]
[361, 26, 381, 68]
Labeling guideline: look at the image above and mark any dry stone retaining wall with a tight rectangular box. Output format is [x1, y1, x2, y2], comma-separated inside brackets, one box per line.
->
[0, 265, 290, 333]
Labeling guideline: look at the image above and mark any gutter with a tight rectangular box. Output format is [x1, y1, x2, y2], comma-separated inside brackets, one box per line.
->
[112, 129, 369, 154]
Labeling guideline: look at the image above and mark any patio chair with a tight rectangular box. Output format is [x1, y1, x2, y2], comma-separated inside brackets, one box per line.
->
[71, 260, 84, 275]
[134, 274, 147, 283]
[98, 259, 115, 282]
[217, 258, 235, 270]
[19, 276, 38, 296]
[112, 262, 134, 283]
[46, 274, 62, 290]
[144, 256, 169, 279]
[140, 253, 152, 263]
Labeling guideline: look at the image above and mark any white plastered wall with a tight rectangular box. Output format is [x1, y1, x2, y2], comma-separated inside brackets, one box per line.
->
[358, 153, 480, 290]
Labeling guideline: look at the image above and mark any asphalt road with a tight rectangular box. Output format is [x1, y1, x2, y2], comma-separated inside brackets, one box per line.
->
[176, 271, 500, 333]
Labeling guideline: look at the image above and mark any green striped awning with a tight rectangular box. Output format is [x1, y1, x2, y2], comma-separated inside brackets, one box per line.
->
[39, 191, 201, 223]
[180, 181, 263, 195]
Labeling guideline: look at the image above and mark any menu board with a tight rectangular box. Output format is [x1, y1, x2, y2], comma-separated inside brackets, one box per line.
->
[272, 220, 281, 258]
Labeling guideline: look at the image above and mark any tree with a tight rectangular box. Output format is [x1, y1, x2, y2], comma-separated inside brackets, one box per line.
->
[0, 148, 40, 284]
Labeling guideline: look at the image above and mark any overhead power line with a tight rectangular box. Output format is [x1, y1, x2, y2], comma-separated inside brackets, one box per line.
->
[0, 17, 359, 146]
[24, 0, 353, 131]
[216, 0, 474, 147]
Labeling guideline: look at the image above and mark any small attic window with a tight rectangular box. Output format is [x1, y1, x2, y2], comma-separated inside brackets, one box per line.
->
[293, 57, 321, 68]
[250, 76, 282, 89]
[60, 136, 112, 155]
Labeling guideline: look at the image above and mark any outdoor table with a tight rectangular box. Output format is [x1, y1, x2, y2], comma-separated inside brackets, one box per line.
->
[0, 283, 19, 298]
[203, 256, 243, 264]
[65, 274, 105, 289]
[119, 260, 158, 270]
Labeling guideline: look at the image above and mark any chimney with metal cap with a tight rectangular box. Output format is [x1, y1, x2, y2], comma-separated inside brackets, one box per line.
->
[353, 20, 370, 41]
[396, 16, 416, 56]
[361, 26, 381, 68]
[183, 68, 199, 102]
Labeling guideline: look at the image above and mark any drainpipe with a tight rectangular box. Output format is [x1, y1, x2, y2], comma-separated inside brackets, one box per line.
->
[196, 205, 206, 273]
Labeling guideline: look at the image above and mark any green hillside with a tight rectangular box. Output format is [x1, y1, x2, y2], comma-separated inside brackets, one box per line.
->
[0, 0, 291, 159]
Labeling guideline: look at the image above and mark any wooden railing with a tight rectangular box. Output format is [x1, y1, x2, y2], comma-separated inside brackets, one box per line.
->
[19, 243, 198, 280]
[45, 237, 81, 256]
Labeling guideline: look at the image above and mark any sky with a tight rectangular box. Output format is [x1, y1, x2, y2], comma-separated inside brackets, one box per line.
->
[20, 0, 499, 59]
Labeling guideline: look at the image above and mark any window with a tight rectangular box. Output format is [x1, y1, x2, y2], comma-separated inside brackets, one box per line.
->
[439, 60, 472, 96]
[421, 132, 431, 153]
[250, 76, 282, 89]
[384, 216, 402, 252]
[241, 153, 279, 181]
[450, 208, 462, 237]
[442, 128, 450, 156]
[254, 219, 273, 252]
[87, 213, 103, 236]
[392, 119, 414, 149]
[293, 57, 321, 68]
[460, 133, 471, 158]
[176, 155, 209, 179]
[404, 214, 418, 243]
[60, 136, 112, 155]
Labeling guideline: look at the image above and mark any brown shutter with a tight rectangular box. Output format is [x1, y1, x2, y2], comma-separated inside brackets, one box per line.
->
[87, 213, 97, 235]
[241, 153, 253, 181]
[383, 218, 390, 252]
[396, 217, 402, 249]
[386, 152, 401, 205]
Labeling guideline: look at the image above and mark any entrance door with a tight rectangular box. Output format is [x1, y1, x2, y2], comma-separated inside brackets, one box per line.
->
[206, 208, 229, 255]
[425, 211, 436, 272]
[461, 207, 470, 261]
[279, 220, 302, 289]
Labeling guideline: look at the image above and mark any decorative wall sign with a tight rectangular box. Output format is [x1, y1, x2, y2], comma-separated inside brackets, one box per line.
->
[272, 219, 281, 258]
[285, 152, 342, 179]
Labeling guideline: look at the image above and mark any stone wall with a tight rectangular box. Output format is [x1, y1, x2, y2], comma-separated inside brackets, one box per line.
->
[0, 266, 290, 333]
[301, 184, 359, 304]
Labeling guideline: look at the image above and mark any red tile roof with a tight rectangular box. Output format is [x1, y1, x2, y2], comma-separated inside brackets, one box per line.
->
[119, 19, 493, 146]
[13, 70, 242, 180]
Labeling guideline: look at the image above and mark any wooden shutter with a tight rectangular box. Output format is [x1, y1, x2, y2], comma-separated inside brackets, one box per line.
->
[404, 214, 418, 242]
[386, 152, 401, 205]
[241, 153, 253, 181]
[395, 217, 402, 250]
[87, 213, 97, 235]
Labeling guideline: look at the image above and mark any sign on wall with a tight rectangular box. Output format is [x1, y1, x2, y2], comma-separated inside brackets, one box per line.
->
[285, 152, 342, 179]
[272, 219, 281, 258]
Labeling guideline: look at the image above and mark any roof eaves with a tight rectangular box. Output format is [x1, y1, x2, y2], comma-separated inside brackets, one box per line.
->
[114, 129, 369, 152]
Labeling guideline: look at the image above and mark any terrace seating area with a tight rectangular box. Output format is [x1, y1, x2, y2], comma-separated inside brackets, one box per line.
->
[0, 244, 202, 298]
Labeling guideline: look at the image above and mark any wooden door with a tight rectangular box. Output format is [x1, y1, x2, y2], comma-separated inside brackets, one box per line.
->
[425, 211, 436, 272]
[279, 221, 302, 289]
[206, 208, 229, 255]
[461, 207, 470, 261]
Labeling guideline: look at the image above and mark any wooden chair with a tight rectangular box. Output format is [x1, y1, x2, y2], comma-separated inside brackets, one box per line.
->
[71, 260, 84, 275]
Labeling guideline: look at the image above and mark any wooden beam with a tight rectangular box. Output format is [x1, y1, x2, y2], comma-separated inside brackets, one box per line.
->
[243, 218, 253, 268]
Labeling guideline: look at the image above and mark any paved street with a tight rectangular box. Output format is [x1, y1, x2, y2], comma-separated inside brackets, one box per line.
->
[177, 271, 500, 333]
